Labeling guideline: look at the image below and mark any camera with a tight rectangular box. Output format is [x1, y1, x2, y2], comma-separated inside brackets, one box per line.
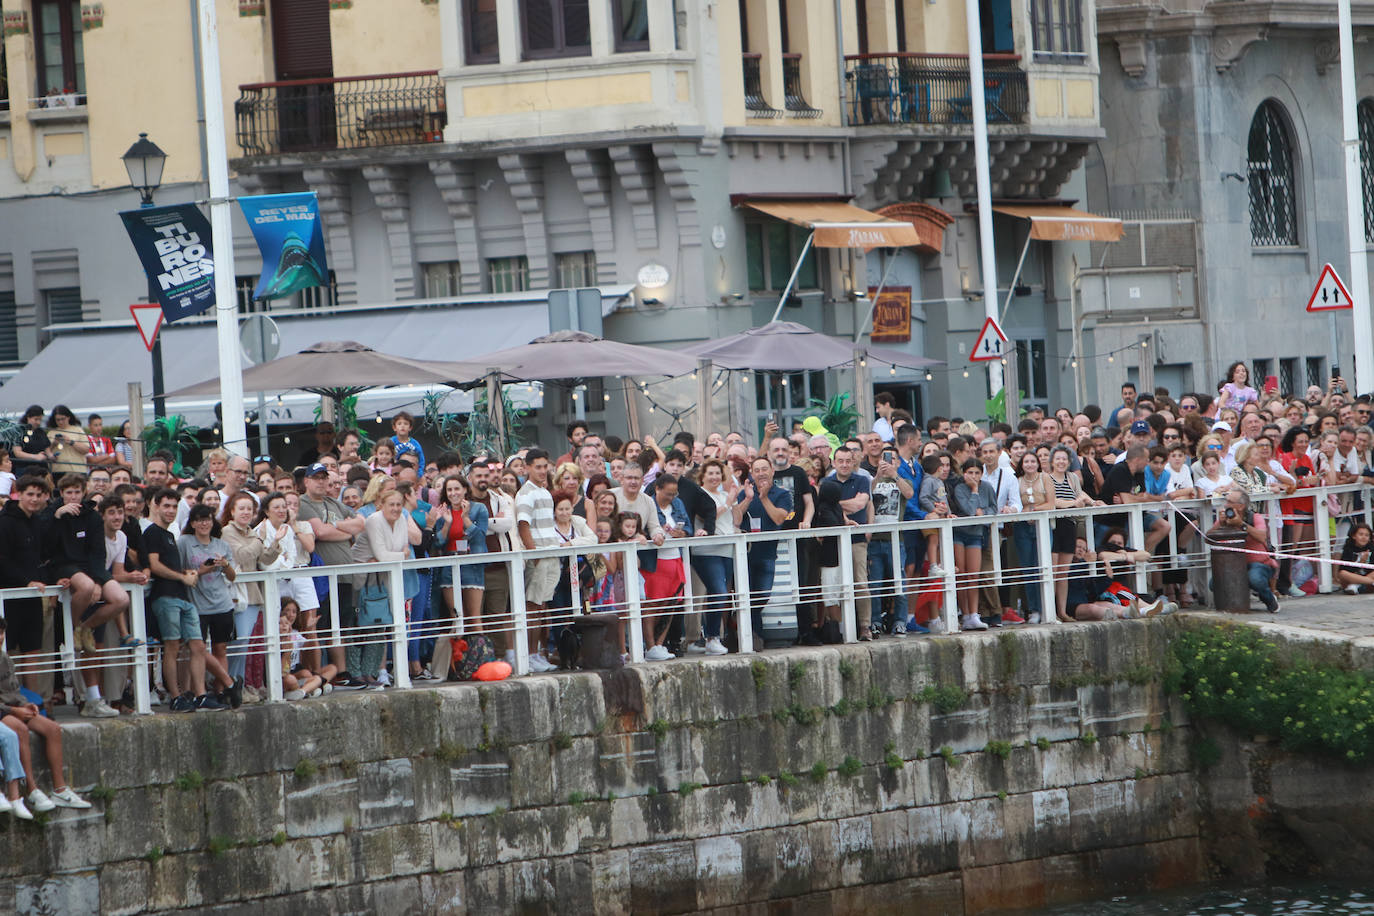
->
[1294, 465, 1311, 478]
[1225, 508, 1236, 519]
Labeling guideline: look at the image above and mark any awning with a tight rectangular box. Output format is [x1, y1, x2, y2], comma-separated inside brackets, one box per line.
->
[992, 204, 1124, 242]
[740, 199, 924, 248]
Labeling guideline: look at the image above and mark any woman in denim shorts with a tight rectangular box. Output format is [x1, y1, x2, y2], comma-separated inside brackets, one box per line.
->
[950, 458, 996, 631]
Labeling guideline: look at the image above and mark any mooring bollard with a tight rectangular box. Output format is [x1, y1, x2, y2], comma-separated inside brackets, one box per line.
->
[1207, 527, 1251, 611]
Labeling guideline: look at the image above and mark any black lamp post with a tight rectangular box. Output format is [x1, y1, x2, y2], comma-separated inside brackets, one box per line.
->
[122, 132, 169, 418]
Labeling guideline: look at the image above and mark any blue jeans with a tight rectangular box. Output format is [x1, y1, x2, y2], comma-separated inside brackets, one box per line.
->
[867, 539, 909, 626]
[690, 554, 733, 639]
[408, 570, 432, 664]
[747, 552, 777, 639]
[0, 722, 22, 784]
[229, 604, 260, 681]
[1011, 522, 1043, 617]
[1249, 562, 1278, 611]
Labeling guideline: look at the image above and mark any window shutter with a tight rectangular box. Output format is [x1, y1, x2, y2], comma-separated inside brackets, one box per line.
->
[272, 0, 334, 80]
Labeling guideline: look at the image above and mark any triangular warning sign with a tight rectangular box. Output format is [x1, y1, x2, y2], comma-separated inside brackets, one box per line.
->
[969, 316, 1008, 362]
[1306, 263, 1354, 312]
[130, 304, 164, 352]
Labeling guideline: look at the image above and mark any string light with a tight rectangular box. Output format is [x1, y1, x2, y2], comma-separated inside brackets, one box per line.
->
[780, 377, 788, 387]
[283, 435, 291, 445]
[1108, 354, 1114, 363]
[571, 391, 579, 401]
[375, 412, 383, 423]
[925, 371, 933, 381]
[690, 371, 697, 380]
[603, 393, 611, 402]
[962, 370, 969, 378]
[999, 358, 1007, 366]
[889, 366, 896, 375]
[1071, 359, 1078, 369]
[859, 358, 867, 368]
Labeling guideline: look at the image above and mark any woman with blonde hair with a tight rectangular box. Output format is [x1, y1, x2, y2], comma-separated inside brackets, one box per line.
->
[359, 474, 396, 516]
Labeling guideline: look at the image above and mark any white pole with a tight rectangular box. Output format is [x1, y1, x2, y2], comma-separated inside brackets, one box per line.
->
[966, 0, 1002, 394]
[1338, 0, 1373, 395]
[196, 0, 248, 457]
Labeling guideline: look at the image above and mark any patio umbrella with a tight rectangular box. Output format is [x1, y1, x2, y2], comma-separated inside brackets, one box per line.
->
[678, 321, 944, 372]
[166, 340, 480, 398]
[450, 330, 699, 383]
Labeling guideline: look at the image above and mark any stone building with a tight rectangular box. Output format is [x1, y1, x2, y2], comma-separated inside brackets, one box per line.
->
[0, 0, 1111, 431]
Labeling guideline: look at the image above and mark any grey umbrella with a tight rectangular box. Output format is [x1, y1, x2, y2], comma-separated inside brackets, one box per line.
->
[166, 340, 479, 398]
[450, 329, 699, 383]
[678, 321, 944, 372]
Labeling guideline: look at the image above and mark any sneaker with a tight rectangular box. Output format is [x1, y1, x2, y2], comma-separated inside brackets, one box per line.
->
[928, 563, 947, 579]
[528, 654, 555, 673]
[50, 787, 91, 810]
[645, 645, 673, 662]
[80, 698, 118, 719]
[226, 676, 244, 710]
[927, 616, 947, 634]
[414, 667, 441, 682]
[1001, 609, 1027, 625]
[1347, 584, 1362, 595]
[1267, 598, 1281, 614]
[27, 789, 56, 813]
[169, 693, 195, 713]
[375, 670, 393, 688]
[703, 637, 728, 656]
[1028, 612, 1042, 625]
[307, 686, 324, 698]
[892, 622, 908, 637]
[332, 675, 368, 691]
[194, 694, 229, 711]
[1287, 585, 1305, 598]
[1139, 598, 1163, 617]
[10, 798, 33, 821]
[1162, 601, 1179, 615]
[284, 688, 306, 701]
[961, 614, 989, 631]
[365, 680, 386, 692]
[685, 638, 709, 655]
[905, 621, 930, 635]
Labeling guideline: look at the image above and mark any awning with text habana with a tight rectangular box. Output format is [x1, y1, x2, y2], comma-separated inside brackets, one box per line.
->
[739, 199, 925, 248]
[991, 203, 1125, 243]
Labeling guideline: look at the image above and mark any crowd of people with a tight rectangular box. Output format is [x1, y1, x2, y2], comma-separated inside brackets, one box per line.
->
[0, 360, 1368, 753]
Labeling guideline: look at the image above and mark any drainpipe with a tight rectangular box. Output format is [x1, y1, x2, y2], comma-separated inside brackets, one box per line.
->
[190, 0, 211, 194]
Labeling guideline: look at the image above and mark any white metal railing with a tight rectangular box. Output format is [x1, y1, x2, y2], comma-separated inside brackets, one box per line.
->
[5, 482, 1370, 715]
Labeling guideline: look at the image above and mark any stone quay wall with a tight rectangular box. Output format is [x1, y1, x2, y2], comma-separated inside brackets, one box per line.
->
[2, 621, 1207, 914]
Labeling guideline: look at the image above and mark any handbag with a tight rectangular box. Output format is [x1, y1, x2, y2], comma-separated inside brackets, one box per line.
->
[358, 573, 392, 627]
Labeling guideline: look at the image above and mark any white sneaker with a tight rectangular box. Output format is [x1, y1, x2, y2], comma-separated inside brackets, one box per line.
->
[928, 563, 947, 579]
[504, 650, 516, 666]
[645, 645, 672, 661]
[1028, 612, 1042, 625]
[27, 789, 55, 813]
[284, 688, 307, 701]
[10, 798, 33, 820]
[0, 795, 11, 815]
[703, 637, 728, 656]
[962, 614, 989, 631]
[1286, 585, 1305, 598]
[1139, 599, 1164, 617]
[80, 698, 118, 719]
[685, 638, 708, 655]
[927, 616, 947, 634]
[375, 669, 393, 687]
[50, 787, 91, 809]
[892, 622, 907, 637]
[526, 654, 551, 673]
[1347, 584, 1361, 595]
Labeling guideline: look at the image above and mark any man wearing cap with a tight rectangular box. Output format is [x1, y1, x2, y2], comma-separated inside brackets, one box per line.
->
[297, 462, 366, 685]
[1212, 420, 1237, 464]
[1113, 420, 1156, 463]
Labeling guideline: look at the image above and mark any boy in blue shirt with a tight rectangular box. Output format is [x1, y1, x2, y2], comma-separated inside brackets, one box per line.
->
[390, 411, 425, 472]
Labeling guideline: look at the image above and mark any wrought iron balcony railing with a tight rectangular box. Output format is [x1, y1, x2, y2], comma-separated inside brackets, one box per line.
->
[782, 54, 822, 118]
[235, 70, 447, 156]
[845, 53, 1028, 126]
[742, 53, 781, 118]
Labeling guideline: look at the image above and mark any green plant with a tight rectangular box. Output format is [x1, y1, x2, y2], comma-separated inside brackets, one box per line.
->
[838, 659, 856, 681]
[434, 743, 465, 763]
[568, 791, 589, 806]
[174, 771, 204, 792]
[1035, 736, 1051, 751]
[788, 662, 806, 691]
[293, 759, 318, 780]
[141, 415, 203, 475]
[985, 740, 1012, 760]
[646, 787, 658, 797]
[460, 385, 534, 460]
[838, 755, 862, 778]
[864, 684, 890, 710]
[997, 790, 1008, 801]
[144, 846, 164, 864]
[983, 386, 1028, 425]
[884, 748, 905, 771]
[272, 830, 288, 846]
[937, 745, 956, 766]
[648, 719, 670, 740]
[805, 392, 860, 441]
[777, 770, 799, 788]
[678, 781, 703, 796]
[830, 697, 853, 718]
[89, 784, 115, 803]
[809, 761, 829, 783]
[915, 749, 927, 761]
[920, 684, 970, 715]
[998, 631, 1021, 677]
[751, 659, 768, 690]
[1080, 732, 1098, 747]
[755, 773, 772, 786]
[208, 835, 233, 857]
[1134, 767, 1147, 780]
[1143, 722, 1153, 735]
[552, 732, 574, 752]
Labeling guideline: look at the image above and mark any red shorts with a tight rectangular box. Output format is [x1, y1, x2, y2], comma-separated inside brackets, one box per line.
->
[641, 557, 685, 602]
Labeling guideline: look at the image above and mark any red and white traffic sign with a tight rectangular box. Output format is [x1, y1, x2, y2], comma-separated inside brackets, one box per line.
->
[130, 304, 164, 352]
[969, 316, 1008, 362]
[1306, 263, 1354, 312]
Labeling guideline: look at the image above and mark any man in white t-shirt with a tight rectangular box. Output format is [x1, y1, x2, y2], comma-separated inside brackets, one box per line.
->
[515, 449, 562, 673]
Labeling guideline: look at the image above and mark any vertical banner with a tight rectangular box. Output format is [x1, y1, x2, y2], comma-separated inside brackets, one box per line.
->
[119, 204, 217, 322]
[237, 192, 329, 301]
[869, 286, 912, 343]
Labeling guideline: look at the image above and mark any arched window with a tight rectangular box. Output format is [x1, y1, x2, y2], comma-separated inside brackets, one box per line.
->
[1360, 99, 1374, 242]
[1247, 100, 1298, 247]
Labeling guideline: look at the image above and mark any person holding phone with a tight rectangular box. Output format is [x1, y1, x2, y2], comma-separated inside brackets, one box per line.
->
[177, 504, 243, 709]
[1207, 489, 1279, 613]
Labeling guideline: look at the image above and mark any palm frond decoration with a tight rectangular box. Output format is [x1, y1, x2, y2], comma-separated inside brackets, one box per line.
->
[141, 415, 202, 475]
[805, 393, 860, 441]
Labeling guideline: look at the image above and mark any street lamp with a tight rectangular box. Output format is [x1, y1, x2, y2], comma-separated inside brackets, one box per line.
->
[122, 132, 168, 417]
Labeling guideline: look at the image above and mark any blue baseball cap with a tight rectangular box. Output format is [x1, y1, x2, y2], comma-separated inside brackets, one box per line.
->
[305, 462, 330, 477]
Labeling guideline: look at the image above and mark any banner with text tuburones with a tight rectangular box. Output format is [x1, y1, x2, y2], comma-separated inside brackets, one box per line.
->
[238, 192, 329, 302]
[119, 203, 217, 322]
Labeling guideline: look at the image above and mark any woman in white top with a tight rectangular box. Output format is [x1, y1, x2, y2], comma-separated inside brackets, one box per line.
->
[254, 491, 320, 641]
[1194, 453, 1230, 498]
[687, 459, 736, 656]
[351, 491, 422, 687]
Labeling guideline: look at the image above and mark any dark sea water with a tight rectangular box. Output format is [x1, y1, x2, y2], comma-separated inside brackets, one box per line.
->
[1030, 882, 1374, 915]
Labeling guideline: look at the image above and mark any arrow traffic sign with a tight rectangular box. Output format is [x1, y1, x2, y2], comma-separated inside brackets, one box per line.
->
[969, 316, 1008, 362]
[129, 304, 164, 352]
[1306, 263, 1354, 312]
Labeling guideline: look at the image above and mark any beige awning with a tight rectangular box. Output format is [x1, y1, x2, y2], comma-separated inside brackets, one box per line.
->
[993, 204, 1125, 242]
[741, 199, 924, 248]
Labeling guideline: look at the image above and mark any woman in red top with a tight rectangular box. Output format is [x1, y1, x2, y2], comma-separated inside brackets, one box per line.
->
[1277, 426, 1317, 596]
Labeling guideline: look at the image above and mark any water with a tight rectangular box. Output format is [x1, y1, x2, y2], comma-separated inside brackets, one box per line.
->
[1031, 882, 1374, 916]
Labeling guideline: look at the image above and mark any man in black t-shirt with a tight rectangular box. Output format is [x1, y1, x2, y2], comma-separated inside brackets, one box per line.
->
[767, 437, 818, 643]
[1095, 445, 1171, 552]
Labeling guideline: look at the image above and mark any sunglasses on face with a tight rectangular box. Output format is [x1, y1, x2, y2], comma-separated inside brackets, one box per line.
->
[1207, 444, 1222, 450]
[1180, 404, 1197, 411]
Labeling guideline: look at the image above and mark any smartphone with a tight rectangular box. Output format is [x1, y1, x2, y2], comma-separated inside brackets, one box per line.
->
[202, 557, 218, 568]
[882, 450, 897, 463]
[1332, 366, 1341, 379]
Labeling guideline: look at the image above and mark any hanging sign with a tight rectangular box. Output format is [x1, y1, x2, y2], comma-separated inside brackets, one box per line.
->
[119, 203, 217, 322]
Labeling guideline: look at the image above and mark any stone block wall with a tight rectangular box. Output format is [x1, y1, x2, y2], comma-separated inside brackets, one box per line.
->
[0, 620, 1205, 914]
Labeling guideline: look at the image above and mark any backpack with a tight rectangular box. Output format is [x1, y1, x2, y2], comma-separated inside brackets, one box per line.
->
[820, 619, 843, 645]
[451, 635, 495, 681]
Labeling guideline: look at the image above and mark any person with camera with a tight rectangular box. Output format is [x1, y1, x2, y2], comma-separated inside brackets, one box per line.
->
[1207, 489, 1279, 613]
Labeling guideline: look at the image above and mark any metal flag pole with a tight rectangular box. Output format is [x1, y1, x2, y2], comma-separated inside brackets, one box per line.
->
[1338, 0, 1373, 394]
[196, 0, 247, 457]
[966, 0, 1002, 395]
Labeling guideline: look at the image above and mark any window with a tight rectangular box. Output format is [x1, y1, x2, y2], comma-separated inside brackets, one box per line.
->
[488, 256, 530, 293]
[1280, 358, 1297, 398]
[0, 292, 17, 363]
[1252, 359, 1272, 392]
[555, 251, 597, 288]
[745, 223, 818, 292]
[297, 270, 338, 311]
[422, 261, 462, 298]
[44, 287, 83, 325]
[464, 0, 499, 64]
[1360, 99, 1374, 243]
[1013, 339, 1049, 413]
[1247, 100, 1299, 247]
[613, 0, 649, 52]
[0, 32, 9, 111]
[521, 0, 590, 59]
[1029, 0, 1085, 60]
[1306, 356, 1326, 390]
[33, 1, 86, 101]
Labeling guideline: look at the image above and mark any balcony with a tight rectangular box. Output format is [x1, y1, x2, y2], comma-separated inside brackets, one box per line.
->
[235, 71, 446, 157]
[782, 54, 822, 119]
[845, 54, 1028, 127]
[741, 53, 781, 118]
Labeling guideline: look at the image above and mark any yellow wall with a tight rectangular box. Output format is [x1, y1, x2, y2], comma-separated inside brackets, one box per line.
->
[329, 0, 441, 77]
[917, 3, 967, 53]
[716, 0, 746, 124]
[463, 73, 654, 117]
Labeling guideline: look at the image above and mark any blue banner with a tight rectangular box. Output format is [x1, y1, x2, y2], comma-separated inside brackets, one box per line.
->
[238, 192, 329, 301]
[119, 203, 216, 322]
